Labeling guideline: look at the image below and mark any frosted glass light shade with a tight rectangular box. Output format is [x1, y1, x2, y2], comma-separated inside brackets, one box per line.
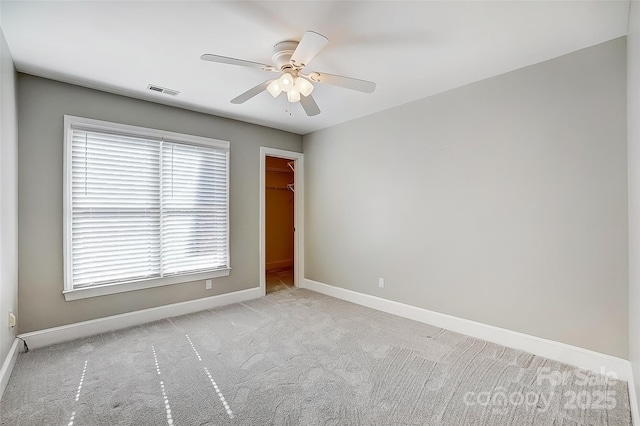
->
[287, 88, 301, 103]
[295, 77, 314, 97]
[280, 72, 295, 92]
[266, 80, 282, 98]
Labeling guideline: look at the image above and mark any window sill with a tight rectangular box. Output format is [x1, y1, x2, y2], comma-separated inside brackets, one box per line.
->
[63, 268, 231, 301]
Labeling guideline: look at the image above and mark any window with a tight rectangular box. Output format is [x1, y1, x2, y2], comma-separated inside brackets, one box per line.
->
[63, 116, 230, 300]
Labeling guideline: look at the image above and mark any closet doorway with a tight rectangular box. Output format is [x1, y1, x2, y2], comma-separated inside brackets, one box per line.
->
[259, 148, 304, 296]
[265, 156, 294, 293]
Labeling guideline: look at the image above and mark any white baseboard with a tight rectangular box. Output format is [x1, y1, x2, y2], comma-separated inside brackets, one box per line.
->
[0, 338, 20, 400]
[302, 279, 633, 381]
[266, 259, 293, 270]
[18, 287, 262, 350]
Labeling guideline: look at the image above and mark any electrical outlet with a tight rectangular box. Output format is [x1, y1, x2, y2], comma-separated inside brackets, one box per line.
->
[205, 279, 212, 290]
[378, 278, 385, 288]
[8, 312, 16, 328]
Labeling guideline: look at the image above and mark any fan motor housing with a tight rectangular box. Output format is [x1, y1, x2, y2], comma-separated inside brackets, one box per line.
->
[272, 41, 299, 70]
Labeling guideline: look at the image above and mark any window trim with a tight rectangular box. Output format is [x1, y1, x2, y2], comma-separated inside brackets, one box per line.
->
[63, 115, 231, 301]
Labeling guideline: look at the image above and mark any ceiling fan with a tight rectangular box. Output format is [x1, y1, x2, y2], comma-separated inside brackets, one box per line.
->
[201, 31, 376, 117]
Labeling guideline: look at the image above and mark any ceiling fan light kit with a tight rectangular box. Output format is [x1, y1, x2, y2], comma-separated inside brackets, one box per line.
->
[279, 71, 295, 91]
[201, 31, 376, 116]
[295, 77, 314, 97]
[267, 71, 315, 102]
[266, 80, 282, 98]
[287, 88, 301, 103]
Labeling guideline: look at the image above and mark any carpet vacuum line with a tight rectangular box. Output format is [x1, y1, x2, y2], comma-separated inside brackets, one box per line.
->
[152, 345, 175, 425]
[66, 359, 88, 426]
[185, 334, 235, 419]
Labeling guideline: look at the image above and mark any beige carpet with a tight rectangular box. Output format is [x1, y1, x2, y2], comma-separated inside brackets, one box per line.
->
[0, 289, 632, 425]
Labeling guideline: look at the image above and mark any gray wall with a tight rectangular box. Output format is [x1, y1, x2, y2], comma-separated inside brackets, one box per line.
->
[303, 38, 628, 358]
[0, 29, 18, 367]
[17, 74, 302, 333]
[627, 0, 640, 414]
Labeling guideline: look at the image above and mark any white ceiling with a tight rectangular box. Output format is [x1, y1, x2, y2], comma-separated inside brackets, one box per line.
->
[0, 1, 630, 135]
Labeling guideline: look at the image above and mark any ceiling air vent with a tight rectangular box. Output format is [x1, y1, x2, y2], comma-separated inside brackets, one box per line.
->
[147, 84, 180, 96]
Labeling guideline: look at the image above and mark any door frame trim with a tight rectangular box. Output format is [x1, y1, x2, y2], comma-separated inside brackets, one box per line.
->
[259, 147, 304, 296]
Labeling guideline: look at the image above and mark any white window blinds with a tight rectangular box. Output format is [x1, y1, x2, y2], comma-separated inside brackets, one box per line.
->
[66, 117, 229, 291]
[160, 141, 229, 276]
[70, 130, 162, 287]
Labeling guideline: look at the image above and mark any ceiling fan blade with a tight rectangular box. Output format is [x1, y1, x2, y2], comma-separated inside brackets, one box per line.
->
[300, 94, 321, 116]
[201, 54, 277, 72]
[230, 80, 273, 104]
[309, 72, 376, 93]
[290, 31, 329, 69]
